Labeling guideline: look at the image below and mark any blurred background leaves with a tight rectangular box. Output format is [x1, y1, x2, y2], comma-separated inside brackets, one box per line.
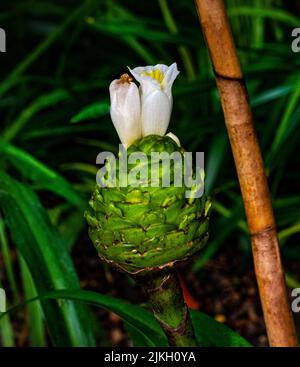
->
[0, 0, 299, 346]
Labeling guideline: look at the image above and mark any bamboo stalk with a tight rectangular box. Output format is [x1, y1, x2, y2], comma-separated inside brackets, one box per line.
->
[142, 270, 198, 347]
[194, 0, 297, 347]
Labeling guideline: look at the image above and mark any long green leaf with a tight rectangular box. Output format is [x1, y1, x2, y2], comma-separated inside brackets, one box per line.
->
[0, 1, 91, 98]
[20, 256, 46, 347]
[190, 310, 251, 347]
[0, 139, 83, 207]
[2, 89, 70, 141]
[1, 289, 252, 347]
[1, 289, 167, 347]
[0, 216, 19, 302]
[71, 101, 110, 123]
[228, 7, 300, 27]
[0, 281, 15, 347]
[0, 172, 96, 346]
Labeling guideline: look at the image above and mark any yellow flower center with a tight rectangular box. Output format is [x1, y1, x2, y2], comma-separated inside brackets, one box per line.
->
[141, 69, 164, 84]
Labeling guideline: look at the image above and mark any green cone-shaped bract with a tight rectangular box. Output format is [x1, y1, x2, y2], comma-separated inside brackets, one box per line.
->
[85, 135, 210, 275]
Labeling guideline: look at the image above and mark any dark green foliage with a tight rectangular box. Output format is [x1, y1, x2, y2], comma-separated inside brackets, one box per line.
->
[0, 289, 251, 347]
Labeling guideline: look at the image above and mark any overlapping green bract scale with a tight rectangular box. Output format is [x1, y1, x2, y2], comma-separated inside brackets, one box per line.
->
[85, 135, 210, 275]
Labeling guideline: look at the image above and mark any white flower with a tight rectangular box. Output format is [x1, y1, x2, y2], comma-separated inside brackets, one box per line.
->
[128, 63, 179, 137]
[109, 74, 141, 148]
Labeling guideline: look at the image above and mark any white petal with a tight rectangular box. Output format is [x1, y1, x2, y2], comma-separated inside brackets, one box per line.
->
[162, 63, 180, 98]
[166, 132, 181, 146]
[109, 78, 141, 148]
[128, 63, 179, 95]
[141, 89, 171, 136]
[128, 63, 180, 137]
[128, 66, 160, 92]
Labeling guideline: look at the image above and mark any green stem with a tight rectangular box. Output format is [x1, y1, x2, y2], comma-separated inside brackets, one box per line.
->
[142, 270, 198, 347]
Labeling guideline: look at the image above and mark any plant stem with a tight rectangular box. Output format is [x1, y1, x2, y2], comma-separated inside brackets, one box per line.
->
[142, 270, 198, 347]
[194, 0, 297, 347]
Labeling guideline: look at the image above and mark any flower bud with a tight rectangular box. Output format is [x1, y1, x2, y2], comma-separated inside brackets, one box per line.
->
[109, 74, 141, 148]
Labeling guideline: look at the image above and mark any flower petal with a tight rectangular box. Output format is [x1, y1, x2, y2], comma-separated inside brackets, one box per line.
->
[141, 89, 171, 136]
[128, 63, 180, 137]
[109, 77, 141, 148]
[162, 63, 180, 98]
[128, 64, 168, 86]
[166, 132, 181, 146]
